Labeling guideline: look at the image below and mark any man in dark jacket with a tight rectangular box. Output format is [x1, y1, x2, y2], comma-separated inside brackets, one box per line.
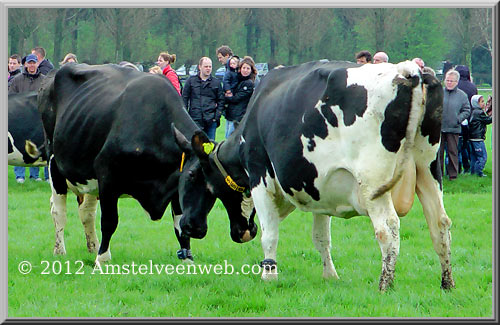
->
[468, 95, 492, 177]
[454, 65, 477, 174]
[182, 57, 224, 141]
[31, 46, 54, 75]
[439, 69, 471, 180]
[8, 54, 46, 94]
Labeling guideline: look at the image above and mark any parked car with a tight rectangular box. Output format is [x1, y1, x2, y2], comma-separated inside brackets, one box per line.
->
[188, 65, 198, 76]
[176, 65, 187, 77]
[215, 66, 226, 80]
[255, 62, 269, 78]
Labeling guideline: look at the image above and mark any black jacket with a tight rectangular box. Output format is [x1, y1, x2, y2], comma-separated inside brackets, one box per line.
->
[469, 107, 492, 140]
[224, 75, 254, 122]
[38, 59, 54, 75]
[8, 68, 22, 87]
[182, 74, 224, 124]
[455, 65, 477, 104]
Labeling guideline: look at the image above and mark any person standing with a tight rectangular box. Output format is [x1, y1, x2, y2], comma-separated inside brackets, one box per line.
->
[182, 57, 224, 141]
[224, 56, 257, 138]
[157, 52, 181, 96]
[455, 65, 478, 174]
[468, 95, 492, 177]
[438, 69, 471, 181]
[8, 54, 22, 88]
[31, 47, 54, 75]
[59, 53, 78, 66]
[8, 54, 46, 183]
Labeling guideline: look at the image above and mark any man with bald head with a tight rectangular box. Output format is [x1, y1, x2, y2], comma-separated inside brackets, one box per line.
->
[373, 51, 389, 64]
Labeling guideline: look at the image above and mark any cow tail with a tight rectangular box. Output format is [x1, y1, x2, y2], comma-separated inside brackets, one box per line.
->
[371, 64, 424, 200]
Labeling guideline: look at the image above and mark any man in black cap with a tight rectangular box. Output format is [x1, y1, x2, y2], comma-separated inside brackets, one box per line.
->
[8, 54, 46, 94]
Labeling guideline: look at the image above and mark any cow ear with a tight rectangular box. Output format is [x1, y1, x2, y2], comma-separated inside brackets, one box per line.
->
[191, 130, 213, 161]
[171, 123, 192, 153]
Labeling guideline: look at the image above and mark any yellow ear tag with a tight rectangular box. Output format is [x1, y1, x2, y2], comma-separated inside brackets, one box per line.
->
[203, 142, 215, 155]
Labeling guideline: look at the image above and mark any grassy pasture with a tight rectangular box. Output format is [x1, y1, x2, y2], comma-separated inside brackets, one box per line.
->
[7, 118, 493, 318]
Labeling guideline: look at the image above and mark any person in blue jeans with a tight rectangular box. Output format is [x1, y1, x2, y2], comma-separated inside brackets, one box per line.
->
[14, 166, 48, 183]
[468, 94, 492, 177]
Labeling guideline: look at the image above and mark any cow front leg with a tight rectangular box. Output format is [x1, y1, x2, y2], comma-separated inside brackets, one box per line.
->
[367, 194, 400, 291]
[252, 185, 281, 281]
[77, 194, 99, 253]
[95, 192, 119, 267]
[312, 214, 339, 279]
[416, 163, 455, 290]
[171, 197, 193, 263]
[50, 193, 67, 255]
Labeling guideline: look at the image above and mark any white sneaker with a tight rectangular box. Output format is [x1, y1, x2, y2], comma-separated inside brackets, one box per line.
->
[16, 178, 25, 184]
[34, 177, 42, 182]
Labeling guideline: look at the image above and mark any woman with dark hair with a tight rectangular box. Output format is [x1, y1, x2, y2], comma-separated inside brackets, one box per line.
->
[157, 51, 181, 96]
[224, 56, 257, 138]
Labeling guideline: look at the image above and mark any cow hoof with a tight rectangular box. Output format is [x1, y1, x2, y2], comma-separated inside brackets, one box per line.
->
[53, 246, 66, 255]
[181, 258, 194, 264]
[177, 248, 193, 261]
[262, 271, 278, 281]
[323, 270, 340, 280]
[95, 250, 112, 267]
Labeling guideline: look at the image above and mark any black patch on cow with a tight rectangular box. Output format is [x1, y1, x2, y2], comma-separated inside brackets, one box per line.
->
[321, 69, 367, 127]
[321, 105, 338, 128]
[420, 74, 444, 146]
[8, 139, 13, 154]
[380, 83, 413, 153]
[430, 157, 442, 191]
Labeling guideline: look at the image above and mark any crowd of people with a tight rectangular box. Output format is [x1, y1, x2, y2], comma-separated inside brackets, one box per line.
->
[8, 46, 493, 184]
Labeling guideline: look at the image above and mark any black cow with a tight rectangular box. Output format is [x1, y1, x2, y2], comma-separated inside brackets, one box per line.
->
[8, 91, 46, 167]
[26, 63, 254, 266]
[174, 60, 455, 291]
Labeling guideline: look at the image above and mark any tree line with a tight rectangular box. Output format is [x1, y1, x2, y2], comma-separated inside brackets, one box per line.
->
[8, 7, 493, 84]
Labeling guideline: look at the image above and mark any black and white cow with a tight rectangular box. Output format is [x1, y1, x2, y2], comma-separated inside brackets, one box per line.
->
[26, 63, 256, 266]
[174, 60, 454, 291]
[8, 91, 47, 167]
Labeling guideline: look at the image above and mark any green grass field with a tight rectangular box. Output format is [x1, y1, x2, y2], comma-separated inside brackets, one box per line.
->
[7, 118, 493, 318]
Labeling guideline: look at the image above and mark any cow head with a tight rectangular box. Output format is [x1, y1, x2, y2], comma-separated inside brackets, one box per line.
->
[173, 125, 257, 244]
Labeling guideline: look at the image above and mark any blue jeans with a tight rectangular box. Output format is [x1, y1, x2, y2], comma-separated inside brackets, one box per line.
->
[470, 141, 487, 176]
[203, 121, 217, 141]
[225, 120, 235, 138]
[14, 166, 49, 180]
[14, 166, 39, 179]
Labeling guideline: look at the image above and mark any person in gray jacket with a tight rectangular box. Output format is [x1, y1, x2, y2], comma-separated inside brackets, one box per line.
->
[438, 69, 471, 180]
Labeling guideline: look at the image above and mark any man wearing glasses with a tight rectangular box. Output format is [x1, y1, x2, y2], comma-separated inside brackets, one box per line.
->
[439, 69, 471, 180]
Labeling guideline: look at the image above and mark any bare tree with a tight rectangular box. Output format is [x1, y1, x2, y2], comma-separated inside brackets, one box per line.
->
[8, 8, 48, 55]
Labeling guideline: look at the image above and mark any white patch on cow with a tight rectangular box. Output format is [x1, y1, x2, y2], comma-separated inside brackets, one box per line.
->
[240, 135, 246, 145]
[207, 182, 215, 194]
[284, 63, 415, 218]
[173, 214, 182, 235]
[67, 179, 99, 196]
[241, 194, 254, 220]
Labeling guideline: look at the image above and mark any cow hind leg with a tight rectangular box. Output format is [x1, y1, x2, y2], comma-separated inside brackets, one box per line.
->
[367, 193, 400, 291]
[77, 194, 99, 253]
[416, 164, 455, 290]
[95, 192, 119, 266]
[50, 193, 68, 255]
[312, 214, 339, 279]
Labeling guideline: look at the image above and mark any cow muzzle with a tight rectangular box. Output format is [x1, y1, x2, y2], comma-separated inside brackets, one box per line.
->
[179, 217, 208, 239]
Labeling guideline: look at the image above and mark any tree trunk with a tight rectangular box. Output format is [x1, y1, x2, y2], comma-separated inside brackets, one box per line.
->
[374, 9, 386, 52]
[53, 9, 65, 65]
[269, 29, 276, 65]
[71, 17, 79, 55]
[114, 10, 122, 62]
[90, 10, 101, 64]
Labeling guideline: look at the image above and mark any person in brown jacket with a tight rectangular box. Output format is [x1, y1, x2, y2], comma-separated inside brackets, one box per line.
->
[8, 54, 45, 94]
